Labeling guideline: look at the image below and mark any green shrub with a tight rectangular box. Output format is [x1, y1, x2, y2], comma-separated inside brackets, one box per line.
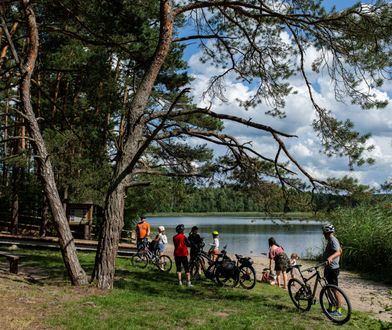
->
[328, 204, 392, 281]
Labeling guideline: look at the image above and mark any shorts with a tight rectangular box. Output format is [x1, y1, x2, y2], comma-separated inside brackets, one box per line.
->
[157, 243, 166, 253]
[175, 256, 189, 273]
[324, 267, 339, 286]
[136, 237, 148, 251]
[274, 253, 289, 272]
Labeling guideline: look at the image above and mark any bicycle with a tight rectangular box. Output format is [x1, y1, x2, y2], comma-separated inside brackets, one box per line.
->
[190, 245, 239, 287]
[131, 240, 172, 272]
[235, 254, 256, 289]
[288, 262, 351, 324]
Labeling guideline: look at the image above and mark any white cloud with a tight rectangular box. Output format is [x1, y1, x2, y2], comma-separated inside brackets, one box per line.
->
[186, 32, 392, 188]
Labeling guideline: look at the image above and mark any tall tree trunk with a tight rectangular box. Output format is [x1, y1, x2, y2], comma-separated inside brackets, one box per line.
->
[19, 0, 87, 285]
[93, 185, 125, 289]
[94, 0, 174, 289]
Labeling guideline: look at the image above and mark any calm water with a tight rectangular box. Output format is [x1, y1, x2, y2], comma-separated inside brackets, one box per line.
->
[148, 216, 326, 258]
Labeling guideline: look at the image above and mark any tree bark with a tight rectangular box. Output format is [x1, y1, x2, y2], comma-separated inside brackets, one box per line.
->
[94, 185, 125, 289]
[94, 0, 175, 289]
[19, 0, 87, 285]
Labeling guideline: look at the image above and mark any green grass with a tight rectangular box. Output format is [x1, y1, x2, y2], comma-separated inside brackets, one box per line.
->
[12, 248, 390, 330]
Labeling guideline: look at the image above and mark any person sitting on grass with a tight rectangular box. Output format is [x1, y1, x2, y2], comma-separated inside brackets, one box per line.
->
[322, 224, 343, 317]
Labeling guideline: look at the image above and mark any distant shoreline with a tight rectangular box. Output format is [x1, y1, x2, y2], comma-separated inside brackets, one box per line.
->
[147, 211, 314, 219]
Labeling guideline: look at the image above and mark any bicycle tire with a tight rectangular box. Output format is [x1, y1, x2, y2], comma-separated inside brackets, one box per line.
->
[288, 278, 312, 311]
[320, 284, 351, 324]
[215, 265, 239, 288]
[156, 255, 172, 272]
[131, 252, 148, 269]
[238, 265, 256, 289]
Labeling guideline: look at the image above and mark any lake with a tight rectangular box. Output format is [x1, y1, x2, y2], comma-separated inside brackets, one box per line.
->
[148, 216, 326, 258]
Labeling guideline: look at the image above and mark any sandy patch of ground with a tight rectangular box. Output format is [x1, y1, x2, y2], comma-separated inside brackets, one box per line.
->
[165, 243, 392, 323]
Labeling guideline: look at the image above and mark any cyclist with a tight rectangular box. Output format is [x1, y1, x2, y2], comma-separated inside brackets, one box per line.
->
[135, 215, 150, 251]
[154, 225, 168, 255]
[322, 223, 343, 316]
[208, 231, 220, 262]
[173, 224, 192, 287]
[188, 226, 203, 259]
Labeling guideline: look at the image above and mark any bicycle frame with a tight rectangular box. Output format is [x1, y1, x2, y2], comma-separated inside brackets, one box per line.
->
[295, 262, 328, 301]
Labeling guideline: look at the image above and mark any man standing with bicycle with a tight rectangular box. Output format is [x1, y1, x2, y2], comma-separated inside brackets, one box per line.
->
[136, 215, 150, 251]
[323, 224, 343, 316]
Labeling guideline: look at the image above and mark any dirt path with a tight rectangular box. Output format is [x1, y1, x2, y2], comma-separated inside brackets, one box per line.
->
[250, 255, 392, 323]
[165, 243, 392, 323]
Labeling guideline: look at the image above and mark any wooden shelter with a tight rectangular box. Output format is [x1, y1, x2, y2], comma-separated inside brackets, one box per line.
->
[66, 202, 94, 240]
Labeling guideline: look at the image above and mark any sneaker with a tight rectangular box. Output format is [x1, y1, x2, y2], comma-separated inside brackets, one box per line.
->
[329, 310, 342, 317]
[178, 281, 183, 286]
[187, 281, 193, 287]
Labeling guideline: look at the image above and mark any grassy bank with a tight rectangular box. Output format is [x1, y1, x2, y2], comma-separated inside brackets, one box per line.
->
[3, 248, 390, 329]
[148, 211, 313, 219]
[329, 204, 392, 283]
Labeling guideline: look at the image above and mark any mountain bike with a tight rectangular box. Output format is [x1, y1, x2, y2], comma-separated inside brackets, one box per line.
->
[288, 262, 351, 324]
[190, 245, 239, 287]
[131, 240, 172, 272]
[235, 254, 256, 289]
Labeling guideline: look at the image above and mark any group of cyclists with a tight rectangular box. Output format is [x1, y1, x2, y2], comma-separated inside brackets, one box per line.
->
[136, 215, 341, 291]
[135, 215, 348, 323]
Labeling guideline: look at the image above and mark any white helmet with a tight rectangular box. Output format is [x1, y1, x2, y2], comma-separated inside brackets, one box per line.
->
[322, 224, 335, 233]
[158, 226, 165, 232]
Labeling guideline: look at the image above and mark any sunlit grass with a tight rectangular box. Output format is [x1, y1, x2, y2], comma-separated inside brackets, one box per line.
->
[4, 248, 389, 329]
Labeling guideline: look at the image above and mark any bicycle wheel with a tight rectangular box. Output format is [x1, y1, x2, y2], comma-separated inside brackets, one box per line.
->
[215, 266, 239, 288]
[238, 265, 256, 289]
[288, 278, 312, 311]
[320, 284, 351, 324]
[156, 255, 172, 272]
[131, 252, 148, 269]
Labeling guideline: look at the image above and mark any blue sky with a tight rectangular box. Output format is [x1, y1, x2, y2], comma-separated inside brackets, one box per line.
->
[181, 1, 392, 188]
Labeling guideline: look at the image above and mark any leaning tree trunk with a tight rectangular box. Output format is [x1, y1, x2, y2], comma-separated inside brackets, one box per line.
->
[93, 0, 174, 289]
[93, 185, 125, 289]
[18, 0, 87, 285]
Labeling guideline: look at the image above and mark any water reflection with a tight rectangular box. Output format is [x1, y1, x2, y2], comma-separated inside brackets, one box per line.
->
[148, 216, 325, 258]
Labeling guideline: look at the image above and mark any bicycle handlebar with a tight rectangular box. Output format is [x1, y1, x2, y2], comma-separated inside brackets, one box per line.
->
[302, 261, 328, 273]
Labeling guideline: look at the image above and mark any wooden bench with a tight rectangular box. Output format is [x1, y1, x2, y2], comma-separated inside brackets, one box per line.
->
[0, 251, 21, 274]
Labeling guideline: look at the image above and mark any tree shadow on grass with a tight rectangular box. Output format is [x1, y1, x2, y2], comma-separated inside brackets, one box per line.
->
[114, 267, 295, 312]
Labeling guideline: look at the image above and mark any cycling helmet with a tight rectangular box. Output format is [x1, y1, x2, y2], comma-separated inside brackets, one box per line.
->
[176, 224, 185, 233]
[212, 231, 219, 235]
[191, 226, 199, 231]
[322, 224, 335, 233]
[158, 225, 165, 232]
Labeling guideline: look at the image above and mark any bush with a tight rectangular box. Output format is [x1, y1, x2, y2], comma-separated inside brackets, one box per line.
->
[328, 204, 392, 282]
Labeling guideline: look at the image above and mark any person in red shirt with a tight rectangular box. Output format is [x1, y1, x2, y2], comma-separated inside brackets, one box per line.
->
[135, 215, 150, 251]
[173, 224, 192, 286]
